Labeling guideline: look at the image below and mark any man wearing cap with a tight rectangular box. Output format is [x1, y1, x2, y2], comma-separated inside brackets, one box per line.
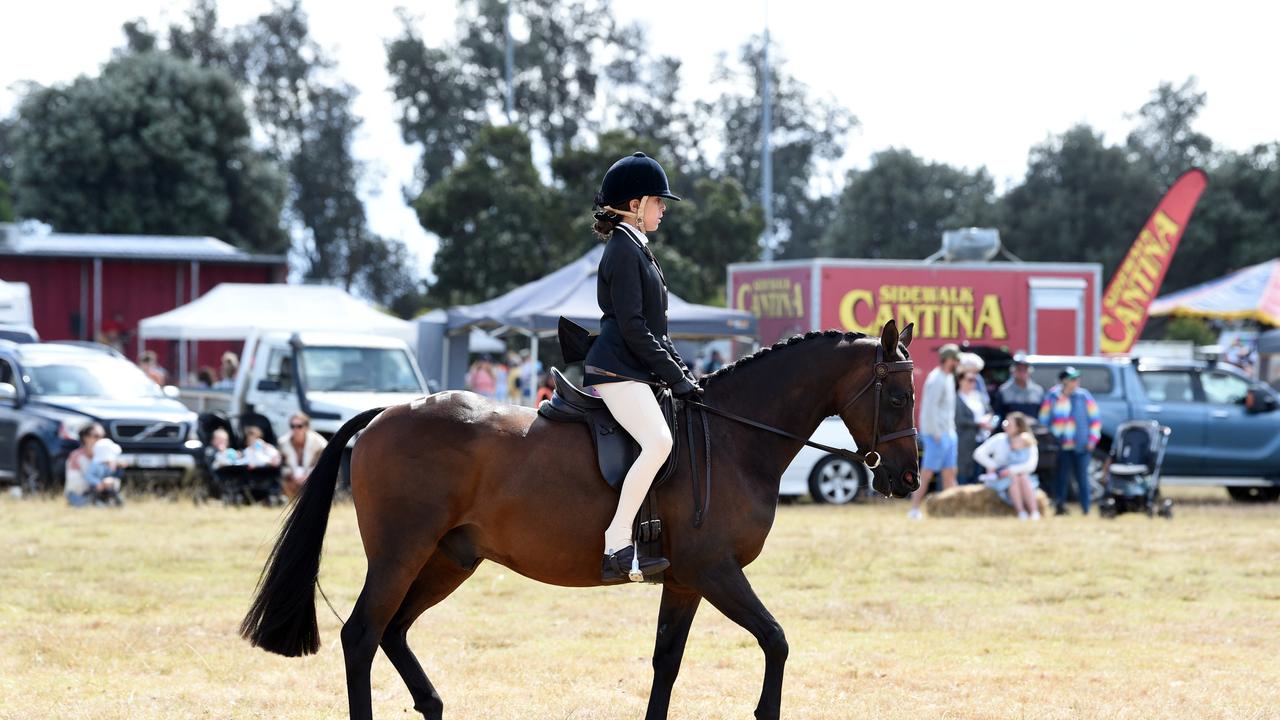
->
[908, 343, 961, 519]
[997, 353, 1045, 419]
[1039, 367, 1101, 515]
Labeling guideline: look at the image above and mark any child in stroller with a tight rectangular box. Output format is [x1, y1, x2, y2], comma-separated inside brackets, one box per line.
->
[205, 424, 284, 506]
[1099, 420, 1173, 519]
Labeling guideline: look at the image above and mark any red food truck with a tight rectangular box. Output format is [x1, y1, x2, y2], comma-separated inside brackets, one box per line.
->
[727, 258, 1102, 386]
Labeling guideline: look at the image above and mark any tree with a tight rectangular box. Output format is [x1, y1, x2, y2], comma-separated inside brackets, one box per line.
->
[998, 124, 1161, 280]
[388, 0, 622, 183]
[1164, 316, 1216, 346]
[551, 131, 762, 304]
[415, 124, 569, 305]
[700, 35, 857, 259]
[10, 52, 287, 251]
[1127, 77, 1213, 189]
[0, 116, 13, 222]
[1165, 143, 1280, 292]
[385, 9, 486, 190]
[120, 1, 422, 310]
[824, 148, 997, 260]
[454, 0, 615, 156]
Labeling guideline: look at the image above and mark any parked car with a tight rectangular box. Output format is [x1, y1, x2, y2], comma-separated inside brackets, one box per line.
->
[0, 341, 201, 493]
[0, 324, 38, 343]
[1018, 354, 1280, 502]
[779, 417, 872, 504]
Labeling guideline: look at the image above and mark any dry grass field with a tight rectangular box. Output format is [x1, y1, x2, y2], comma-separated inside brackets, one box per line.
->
[2, 487, 1278, 720]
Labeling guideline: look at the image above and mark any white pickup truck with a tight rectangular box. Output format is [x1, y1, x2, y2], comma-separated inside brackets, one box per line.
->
[179, 331, 428, 442]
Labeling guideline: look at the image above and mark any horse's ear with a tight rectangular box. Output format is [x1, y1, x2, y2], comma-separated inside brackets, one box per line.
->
[879, 319, 900, 357]
[899, 322, 915, 350]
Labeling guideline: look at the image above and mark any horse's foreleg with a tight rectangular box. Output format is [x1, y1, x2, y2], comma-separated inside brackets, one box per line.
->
[698, 562, 788, 720]
[381, 542, 480, 720]
[342, 544, 437, 720]
[644, 583, 702, 720]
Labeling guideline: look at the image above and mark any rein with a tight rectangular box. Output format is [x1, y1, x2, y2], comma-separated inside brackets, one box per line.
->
[591, 346, 917, 470]
[694, 343, 915, 469]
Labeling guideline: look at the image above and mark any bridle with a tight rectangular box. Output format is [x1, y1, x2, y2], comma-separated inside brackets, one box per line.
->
[831, 343, 918, 469]
[689, 342, 917, 470]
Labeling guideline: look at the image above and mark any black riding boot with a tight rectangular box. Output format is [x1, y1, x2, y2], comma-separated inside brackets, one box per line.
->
[601, 544, 669, 584]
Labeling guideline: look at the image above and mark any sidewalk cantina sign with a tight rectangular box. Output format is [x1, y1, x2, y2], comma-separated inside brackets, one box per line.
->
[1099, 168, 1209, 354]
[729, 259, 1101, 393]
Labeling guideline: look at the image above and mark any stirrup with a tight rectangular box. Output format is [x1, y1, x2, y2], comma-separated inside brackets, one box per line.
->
[627, 543, 644, 583]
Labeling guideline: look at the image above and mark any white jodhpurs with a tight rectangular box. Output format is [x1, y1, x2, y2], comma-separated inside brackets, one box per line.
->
[595, 380, 673, 554]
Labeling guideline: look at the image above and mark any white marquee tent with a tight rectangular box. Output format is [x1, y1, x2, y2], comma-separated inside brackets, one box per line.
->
[138, 283, 415, 344]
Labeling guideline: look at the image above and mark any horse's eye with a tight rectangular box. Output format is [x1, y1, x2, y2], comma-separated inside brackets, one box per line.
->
[889, 394, 907, 408]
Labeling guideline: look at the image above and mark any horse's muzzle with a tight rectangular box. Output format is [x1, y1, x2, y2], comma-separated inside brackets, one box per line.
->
[873, 467, 920, 498]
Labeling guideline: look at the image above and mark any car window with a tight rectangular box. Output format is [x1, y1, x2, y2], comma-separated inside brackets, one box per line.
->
[1139, 370, 1196, 403]
[265, 348, 294, 391]
[298, 346, 423, 393]
[24, 357, 162, 399]
[1030, 365, 1115, 395]
[1201, 371, 1250, 405]
[0, 359, 13, 385]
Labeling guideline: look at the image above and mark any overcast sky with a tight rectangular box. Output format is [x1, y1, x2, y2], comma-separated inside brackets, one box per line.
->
[3, 1, 1277, 275]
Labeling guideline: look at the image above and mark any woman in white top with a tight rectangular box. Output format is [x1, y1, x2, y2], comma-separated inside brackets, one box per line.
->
[973, 412, 1041, 520]
[278, 413, 328, 498]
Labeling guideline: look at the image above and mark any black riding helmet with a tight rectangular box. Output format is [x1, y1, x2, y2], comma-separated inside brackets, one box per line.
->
[595, 152, 682, 209]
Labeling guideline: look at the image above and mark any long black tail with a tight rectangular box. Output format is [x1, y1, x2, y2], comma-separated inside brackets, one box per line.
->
[239, 406, 386, 656]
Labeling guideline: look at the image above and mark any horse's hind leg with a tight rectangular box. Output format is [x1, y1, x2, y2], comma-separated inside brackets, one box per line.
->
[342, 542, 438, 720]
[381, 539, 480, 720]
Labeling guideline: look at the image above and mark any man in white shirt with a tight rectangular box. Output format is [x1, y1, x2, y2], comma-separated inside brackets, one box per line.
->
[908, 344, 960, 519]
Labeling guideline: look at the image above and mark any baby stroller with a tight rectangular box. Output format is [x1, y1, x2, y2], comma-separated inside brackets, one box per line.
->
[1098, 420, 1173, 519]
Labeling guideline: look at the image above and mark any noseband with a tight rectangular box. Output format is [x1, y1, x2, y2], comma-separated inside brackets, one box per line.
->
[688, 343, 917, 470]
[834, 344, 917, 469]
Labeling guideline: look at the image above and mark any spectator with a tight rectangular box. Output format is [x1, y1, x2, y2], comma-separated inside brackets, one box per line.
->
[536, 373, 555, 404]
[974, 411, 1041, 520]
[99, 312, 129, 352]
[138, 350, 167, 385]
[1039, 366, 1101, 515]
[492, 356, 510, 403]
[957, 352, 988, 397]
[997, 354, 1045, 419]
[214, 352, 238, 390]
[518, 349, 540, 405]
[278, 413, 328, 498]
[955, 369, 994, 485]
[702, 350, 725, 376]
[86, 438, 127, 506]
[242, 425, 282, 470]
[908, 344, 961, 519]
[208, 428, 240, 469]
[196, 366, 217, 388]
[64, 422, 122, 507]
[467, 357, 497, 398]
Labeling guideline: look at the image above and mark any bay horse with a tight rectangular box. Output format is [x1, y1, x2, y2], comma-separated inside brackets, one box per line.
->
[241, 319, 920, 720]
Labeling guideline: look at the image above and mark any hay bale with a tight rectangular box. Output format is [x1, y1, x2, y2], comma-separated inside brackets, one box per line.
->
[924, 484, 1051, 518]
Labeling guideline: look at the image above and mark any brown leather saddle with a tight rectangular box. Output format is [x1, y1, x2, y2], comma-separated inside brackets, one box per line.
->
[537, 368, 678, 491]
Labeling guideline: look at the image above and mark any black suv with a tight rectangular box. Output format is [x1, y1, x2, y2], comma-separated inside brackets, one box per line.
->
[0, 341, 202, 493]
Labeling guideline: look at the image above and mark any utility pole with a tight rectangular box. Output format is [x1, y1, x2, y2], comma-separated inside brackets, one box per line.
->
[504, 1, 515, 123]
[760, 1, 775, 260]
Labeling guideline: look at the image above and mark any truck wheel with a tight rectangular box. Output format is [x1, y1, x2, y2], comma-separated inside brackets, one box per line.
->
[807, 455, 867, 505]
[1226, 486, 1280, 503]
[19, 440, 53, 494]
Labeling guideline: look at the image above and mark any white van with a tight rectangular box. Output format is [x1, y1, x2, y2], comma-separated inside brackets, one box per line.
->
[181, 331, 427, 441]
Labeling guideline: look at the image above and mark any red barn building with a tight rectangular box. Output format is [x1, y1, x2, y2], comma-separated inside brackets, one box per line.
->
[0, 225, 286, 379]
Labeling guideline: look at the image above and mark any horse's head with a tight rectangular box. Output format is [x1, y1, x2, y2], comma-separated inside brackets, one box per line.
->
[835, 320, 920, 499]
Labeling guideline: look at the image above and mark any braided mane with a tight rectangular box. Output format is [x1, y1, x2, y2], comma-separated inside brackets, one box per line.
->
[701, 329, 869, 387]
